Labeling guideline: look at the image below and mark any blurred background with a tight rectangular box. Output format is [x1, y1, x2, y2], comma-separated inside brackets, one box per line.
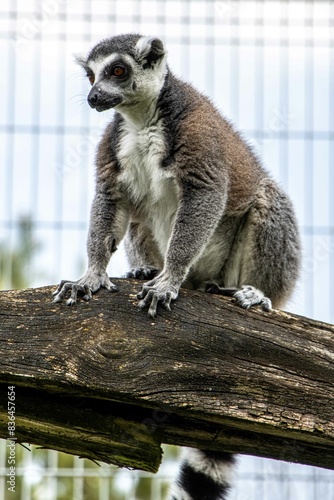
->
[0, 0, 334, 498]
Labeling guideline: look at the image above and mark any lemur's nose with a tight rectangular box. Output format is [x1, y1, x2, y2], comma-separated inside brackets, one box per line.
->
[87, 88, 100, 108]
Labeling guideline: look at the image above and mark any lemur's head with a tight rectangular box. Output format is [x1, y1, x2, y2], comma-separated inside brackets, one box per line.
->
[76, 34, 167, 113]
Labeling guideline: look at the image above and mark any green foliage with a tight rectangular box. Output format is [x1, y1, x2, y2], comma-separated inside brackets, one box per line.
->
[0, 216, 41, 290]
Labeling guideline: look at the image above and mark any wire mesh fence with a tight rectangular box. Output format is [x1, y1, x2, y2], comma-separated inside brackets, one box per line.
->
[1, 0, 334, 498]
[1, 441, 334, 500]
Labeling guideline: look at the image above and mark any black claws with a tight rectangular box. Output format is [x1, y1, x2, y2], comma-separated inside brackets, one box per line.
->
[125, 266, 159, 280]
[52, 279, 70, 296]
[52, 279, 118, 305]
[52, 282, 92, 305]
[67, 284, 92, 306]
[137, 287, 173, 318]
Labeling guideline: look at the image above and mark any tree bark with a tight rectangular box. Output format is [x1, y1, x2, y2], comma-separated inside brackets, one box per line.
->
[0, 280, 333, 473]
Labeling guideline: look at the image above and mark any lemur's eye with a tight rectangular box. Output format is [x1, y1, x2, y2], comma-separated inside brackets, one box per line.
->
[87, 73, 95, 85]
[112, 66, 126, 77]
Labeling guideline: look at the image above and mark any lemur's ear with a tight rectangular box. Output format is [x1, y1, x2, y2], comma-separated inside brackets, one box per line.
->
[135, 36, 165, 69]
[74, 53, 88, 69]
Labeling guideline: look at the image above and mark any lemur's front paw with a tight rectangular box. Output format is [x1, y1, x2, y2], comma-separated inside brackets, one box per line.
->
[125, 265, 160, 280]
[234, 285, 272, 312]
[52, 270, 118, 306]
[137, 274, 179, 318]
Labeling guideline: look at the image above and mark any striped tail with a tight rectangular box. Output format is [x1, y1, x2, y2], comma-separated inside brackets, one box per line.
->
[168, 449, 235, 500]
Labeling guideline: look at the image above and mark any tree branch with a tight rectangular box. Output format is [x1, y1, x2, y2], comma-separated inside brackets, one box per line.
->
[0, 280, 333, 472]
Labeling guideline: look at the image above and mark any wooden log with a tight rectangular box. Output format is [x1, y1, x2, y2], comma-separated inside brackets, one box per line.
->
[0, 280, 333, 472]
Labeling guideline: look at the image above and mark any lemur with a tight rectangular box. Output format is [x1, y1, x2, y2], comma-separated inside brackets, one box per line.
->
[53, 34, 301, 499]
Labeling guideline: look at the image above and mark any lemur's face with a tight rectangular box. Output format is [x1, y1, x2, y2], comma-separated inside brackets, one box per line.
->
[76, 34, 167, 113]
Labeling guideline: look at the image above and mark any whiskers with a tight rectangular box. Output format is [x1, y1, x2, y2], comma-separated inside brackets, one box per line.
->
[70, 92, 88, 109]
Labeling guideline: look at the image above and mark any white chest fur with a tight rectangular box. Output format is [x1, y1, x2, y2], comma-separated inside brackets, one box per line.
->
[117, 120, 179, 255]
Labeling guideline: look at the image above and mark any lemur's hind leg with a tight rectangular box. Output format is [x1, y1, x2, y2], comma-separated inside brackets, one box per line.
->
[207, 180, 300, 312]
[206, 284, 272, 311]
[124, 222, 162, 280]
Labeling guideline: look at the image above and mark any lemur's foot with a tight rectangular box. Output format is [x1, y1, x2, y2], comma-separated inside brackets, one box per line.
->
[206, 284, 272, 312]
[137, 273, 179, 318]
[125, 266, 159, 280]
[52, 270, 118, 306]
[234, 285, 272, 311]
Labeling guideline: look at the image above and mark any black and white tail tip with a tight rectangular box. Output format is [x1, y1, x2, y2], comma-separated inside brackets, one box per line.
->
[168, 449, 235, 500]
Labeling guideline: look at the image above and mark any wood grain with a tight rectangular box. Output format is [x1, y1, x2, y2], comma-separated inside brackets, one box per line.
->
[0, 280, 333, 472]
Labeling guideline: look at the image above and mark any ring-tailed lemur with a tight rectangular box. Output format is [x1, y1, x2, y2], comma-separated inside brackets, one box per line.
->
[53, 34, 301, 499]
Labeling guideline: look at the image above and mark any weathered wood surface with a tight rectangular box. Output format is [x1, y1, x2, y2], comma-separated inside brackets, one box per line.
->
[0, 280, 333, 472]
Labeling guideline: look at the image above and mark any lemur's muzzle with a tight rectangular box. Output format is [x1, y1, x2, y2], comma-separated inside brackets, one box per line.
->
[87, 87, 123, 111]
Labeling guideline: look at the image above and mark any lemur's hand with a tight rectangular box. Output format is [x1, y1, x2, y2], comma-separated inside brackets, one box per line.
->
[137, 272, 179, 317]
[52, 269, 118, 305]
